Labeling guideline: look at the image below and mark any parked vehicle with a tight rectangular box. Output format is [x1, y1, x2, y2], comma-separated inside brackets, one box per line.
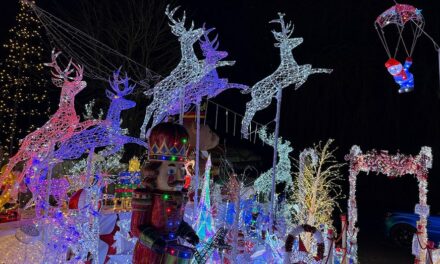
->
[385, 211, 440, 247]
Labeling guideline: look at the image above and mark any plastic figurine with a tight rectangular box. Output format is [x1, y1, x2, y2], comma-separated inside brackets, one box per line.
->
[385, 57, 414, 93]
[131, 123, 199, 264]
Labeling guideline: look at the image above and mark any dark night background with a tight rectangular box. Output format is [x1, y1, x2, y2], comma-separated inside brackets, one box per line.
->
[1, 0, 440, 262]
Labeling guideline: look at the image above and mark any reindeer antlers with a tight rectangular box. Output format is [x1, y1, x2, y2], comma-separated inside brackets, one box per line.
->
[44, 49, 84, 85]
[165, 5, 196, 36]
[270, 12, 294, 42]
[107, 68, 136, 97]
[201, 24, 219, 50]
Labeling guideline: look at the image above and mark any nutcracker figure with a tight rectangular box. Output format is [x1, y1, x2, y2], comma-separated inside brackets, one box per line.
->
[131, 123, 199, 264]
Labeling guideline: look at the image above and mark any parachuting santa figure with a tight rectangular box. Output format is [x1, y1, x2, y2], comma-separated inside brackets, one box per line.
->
[131, 122, 199, 264]
[385, 57, 414, 93]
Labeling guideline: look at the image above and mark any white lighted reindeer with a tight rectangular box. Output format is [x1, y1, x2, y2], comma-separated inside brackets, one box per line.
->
[241, 13, 332, 138]
[254, 126, 293, 198]
[140, 5, 235, 138]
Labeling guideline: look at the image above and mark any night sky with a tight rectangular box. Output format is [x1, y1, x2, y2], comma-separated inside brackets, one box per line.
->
[1, 0, 440, 220]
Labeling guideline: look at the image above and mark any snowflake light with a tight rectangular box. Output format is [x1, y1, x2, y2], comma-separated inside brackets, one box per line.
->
[254, 126, 293, 198]
[241, 13, 332, 138]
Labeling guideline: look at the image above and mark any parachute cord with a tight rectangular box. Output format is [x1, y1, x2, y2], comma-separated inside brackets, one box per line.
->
[375, 26, 392, 58]
[395, 24, 410, 58]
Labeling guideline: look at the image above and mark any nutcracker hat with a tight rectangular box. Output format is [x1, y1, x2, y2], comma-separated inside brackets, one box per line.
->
[148, 122, 189, 162]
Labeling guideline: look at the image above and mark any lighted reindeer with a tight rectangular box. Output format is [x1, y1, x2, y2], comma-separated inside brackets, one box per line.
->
[0, 50, 100, 195]
[53, 69, 148, 162]
[241, 13, 332, 138]
[167, 25, 248, 116]
[140, 5, 235, 137]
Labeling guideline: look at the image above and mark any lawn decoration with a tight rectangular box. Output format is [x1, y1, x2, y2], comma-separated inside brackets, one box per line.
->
[345, 145, 432, 263]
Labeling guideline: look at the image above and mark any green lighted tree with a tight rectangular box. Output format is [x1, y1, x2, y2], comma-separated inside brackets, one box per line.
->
[0, 0, 50, 158]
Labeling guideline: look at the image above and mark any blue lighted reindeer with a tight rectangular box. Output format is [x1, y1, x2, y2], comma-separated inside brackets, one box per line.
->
[54, 69, 147, 161]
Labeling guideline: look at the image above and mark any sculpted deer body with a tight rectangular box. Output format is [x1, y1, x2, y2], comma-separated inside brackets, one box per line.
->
[0, 51, 100, 193]
[254, 127, 293, 198]
[167, 26, 248, 116]
[54, 70, 147, 161]
[140, 6, 235, 138]
[241, 13, 332, 138]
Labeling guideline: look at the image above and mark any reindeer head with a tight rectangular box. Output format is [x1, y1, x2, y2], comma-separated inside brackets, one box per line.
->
[270, 13, 303, 50]
[165, 5, 203, 45]
[106, 68, 136, 111]
[44, 49, 87, 96]
[199, 25, 228, 65]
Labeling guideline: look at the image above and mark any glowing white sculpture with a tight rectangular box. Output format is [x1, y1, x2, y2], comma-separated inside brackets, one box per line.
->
[140, 5, 234, 137]
[253, 127, 293, 197]
[241, 13, 332, 138]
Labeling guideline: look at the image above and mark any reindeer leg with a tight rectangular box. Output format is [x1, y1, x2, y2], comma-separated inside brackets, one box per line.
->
[241, 100, 257, 139]
[141, 103, 156, 139]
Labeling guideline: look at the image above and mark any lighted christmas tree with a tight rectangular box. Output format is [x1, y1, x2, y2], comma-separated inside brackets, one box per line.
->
[0, 0, 50, 156]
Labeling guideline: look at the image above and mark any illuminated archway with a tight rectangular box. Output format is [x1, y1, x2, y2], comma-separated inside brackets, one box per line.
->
[345, 145, 432, 263]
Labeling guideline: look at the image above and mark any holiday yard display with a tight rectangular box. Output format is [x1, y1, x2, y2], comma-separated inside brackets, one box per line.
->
[131, 123, 199, 263]
[345, 145, 432, 264]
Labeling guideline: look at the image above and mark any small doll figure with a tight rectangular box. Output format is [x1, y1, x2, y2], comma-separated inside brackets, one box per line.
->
[131, 122, 199, 264]
[385, 57, 414, 93]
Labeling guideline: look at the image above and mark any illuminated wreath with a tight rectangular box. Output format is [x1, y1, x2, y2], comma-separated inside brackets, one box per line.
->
[285, 224, 324, 264]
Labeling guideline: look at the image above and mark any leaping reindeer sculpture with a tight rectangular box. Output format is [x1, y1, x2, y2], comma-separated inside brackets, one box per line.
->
[54, 69, 148, 161]
[0, 50, 101, 195]
[140, 6, 235, 137]
[241, 13, 332, 138]
[167, 26, 248, 116]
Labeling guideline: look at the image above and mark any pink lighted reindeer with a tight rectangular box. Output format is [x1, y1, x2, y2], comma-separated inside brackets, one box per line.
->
[0, 50, 101, 195]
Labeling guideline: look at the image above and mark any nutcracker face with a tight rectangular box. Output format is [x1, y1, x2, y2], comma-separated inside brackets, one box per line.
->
[155, 160, 186, 192]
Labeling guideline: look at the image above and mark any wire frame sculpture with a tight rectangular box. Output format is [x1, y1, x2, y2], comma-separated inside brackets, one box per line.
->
[140, 5, 236, 137]
[345, 145, 432, 263]
[253, 127, 293, 198]
[0, 50, 101, 196]
[240, 13, 332, 138]
[166, 26, 248, 117]
[54, 69, 147, 162]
